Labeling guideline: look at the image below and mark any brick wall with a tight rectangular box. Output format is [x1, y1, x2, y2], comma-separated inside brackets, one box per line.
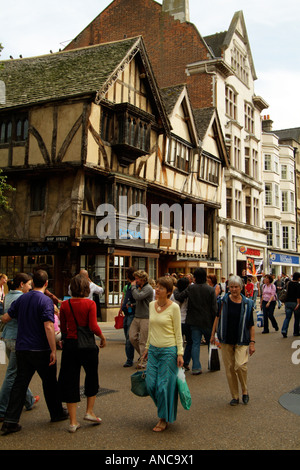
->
[65, 0, 213, 109]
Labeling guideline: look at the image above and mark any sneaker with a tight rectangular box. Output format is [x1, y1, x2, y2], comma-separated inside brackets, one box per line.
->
[68, 423, 81, 433]
[123, 362, 133, 368]
[191, 369, 202, 375]
[25, 395, 40, 411]
[33, 395, 40, 405]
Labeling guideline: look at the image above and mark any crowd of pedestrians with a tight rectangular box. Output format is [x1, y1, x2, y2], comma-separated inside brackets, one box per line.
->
[0, 266, 298, 436]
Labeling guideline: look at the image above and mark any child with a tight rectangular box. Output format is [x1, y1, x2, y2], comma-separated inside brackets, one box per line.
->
[245, 277, 254, 299]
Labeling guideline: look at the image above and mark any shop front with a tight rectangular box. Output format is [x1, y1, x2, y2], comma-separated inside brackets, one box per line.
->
[0, 238, 71, 299]
[79, 243, 159, 321]
[235, 243, 266, 278]
[166, 254, 222, 279]
[269, 252, 300, 277]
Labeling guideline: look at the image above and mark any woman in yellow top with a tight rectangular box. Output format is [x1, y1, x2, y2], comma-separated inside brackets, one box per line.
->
[141, 277, 184, 432]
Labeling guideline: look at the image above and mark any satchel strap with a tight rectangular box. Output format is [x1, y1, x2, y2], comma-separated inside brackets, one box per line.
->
[68, 299, 79, 326]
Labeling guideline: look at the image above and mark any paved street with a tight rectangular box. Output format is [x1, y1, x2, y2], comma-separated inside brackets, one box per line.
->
[0, 306, 299, 453]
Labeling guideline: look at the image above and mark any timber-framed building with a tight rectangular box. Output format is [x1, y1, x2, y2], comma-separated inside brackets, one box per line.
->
[0, 37, 227, 320]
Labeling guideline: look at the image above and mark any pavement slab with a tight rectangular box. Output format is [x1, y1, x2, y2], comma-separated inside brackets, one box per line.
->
[0, 308, 299, 453]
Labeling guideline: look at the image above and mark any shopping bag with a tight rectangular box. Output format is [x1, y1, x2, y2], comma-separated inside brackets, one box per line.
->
[130, 370, 149, 397]
[256, 311, 264, 328]
[177, 368, 192, 410]
[208, 344, 220, 371]
[114, 311, 124, 329]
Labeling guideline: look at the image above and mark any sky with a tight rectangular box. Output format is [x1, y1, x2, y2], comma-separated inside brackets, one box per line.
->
[0, 0, 299, 130]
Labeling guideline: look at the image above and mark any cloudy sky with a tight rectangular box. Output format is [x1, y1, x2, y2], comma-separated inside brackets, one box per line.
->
[1, 0, 299, 130]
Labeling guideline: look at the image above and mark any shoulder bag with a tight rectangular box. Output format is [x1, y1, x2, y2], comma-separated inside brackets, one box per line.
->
[68, 299, 97, 350]
[277, 281, 289, 303]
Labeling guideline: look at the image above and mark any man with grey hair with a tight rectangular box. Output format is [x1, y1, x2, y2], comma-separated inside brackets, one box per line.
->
[129, 270, 153, 368]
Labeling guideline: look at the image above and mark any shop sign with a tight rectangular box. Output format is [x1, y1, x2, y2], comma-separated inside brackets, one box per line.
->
[119, 228, 142, 240]
[45, 236, 70, 242]
[270, 253, 300, 265]
[239, 246, 261, 257]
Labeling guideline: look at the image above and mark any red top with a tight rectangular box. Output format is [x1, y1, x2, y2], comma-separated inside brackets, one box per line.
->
[60, 298, 102, 340]
[245, 283, 254, 297]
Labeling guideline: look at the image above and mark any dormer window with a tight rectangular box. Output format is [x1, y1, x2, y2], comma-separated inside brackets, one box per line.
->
[165, 136, 192, 173]
[199, 151, 220, 185]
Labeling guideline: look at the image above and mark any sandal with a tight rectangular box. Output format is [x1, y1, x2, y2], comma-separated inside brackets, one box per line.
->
[84, 413, 102, 424]
[153, 420, 168, 432]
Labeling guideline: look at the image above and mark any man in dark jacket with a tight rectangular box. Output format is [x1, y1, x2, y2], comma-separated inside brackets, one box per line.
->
[121, 267, 136, 367]
[174, 268, 218, 375]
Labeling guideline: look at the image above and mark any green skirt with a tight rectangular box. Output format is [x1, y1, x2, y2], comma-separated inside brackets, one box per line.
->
[146, 345, 178, 423]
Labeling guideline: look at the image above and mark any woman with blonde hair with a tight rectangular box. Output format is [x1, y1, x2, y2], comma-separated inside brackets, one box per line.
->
[252, 275, 260, 307]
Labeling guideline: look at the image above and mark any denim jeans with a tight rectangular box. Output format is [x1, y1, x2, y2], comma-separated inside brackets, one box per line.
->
[181, 323, 192, 367]
[252, 290, 258, 307]
[123, 315, 135, 365]
[282, 302, 299, 336]
[0, 340, 35, 418]
[190, 326, 211, 372]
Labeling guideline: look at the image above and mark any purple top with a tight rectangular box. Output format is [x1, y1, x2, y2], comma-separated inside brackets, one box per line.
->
[8, 290, 54, 351]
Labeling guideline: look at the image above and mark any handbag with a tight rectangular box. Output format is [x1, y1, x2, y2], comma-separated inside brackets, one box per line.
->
[114, 311, 124, 330]
[177, 368, 191, 410]
[278, 286, 288, 302]
[208, 344, 220, 371]
[68, 300, 97, 350]
[130, 369, 149, 397]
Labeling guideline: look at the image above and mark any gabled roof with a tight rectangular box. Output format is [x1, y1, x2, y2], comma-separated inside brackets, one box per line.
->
[160, 84, 199, 146]
[160, 85, 185, 115]
[0, 37, 139, 110]
[0, 35, 170, 131]
[204, 11, 257, 80]
[193, 107, 229, 167]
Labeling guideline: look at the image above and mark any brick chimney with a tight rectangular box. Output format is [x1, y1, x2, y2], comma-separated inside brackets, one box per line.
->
[162, 0, 190, 22]
[262, 115, 273, 132]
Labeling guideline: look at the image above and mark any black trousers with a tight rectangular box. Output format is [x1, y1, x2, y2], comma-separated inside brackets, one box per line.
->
[4, 350, 64, 424]
[262, 300, 278, 332]
[58, 339, 99, 403]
